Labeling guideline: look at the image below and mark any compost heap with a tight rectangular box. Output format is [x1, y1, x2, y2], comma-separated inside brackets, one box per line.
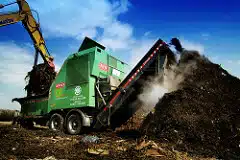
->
[24, 63, 56, 96]
[140, 50, 240, 158]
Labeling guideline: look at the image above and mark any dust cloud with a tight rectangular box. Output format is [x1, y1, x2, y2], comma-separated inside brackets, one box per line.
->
[138, 50, 203, 113]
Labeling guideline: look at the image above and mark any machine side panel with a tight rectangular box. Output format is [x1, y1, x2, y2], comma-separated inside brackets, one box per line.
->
[20, 96, 48, 116]
[48, 54, 93, 112]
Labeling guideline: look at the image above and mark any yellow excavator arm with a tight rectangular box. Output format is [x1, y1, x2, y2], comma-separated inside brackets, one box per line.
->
[0, 0, 54, 68]
[0, 11, 24, 26]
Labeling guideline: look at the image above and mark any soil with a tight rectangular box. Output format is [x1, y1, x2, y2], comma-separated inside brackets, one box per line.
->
[0, 124, 215, 160]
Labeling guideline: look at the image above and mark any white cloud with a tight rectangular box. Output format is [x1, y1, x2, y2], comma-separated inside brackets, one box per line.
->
[128, 38, 156, 68]
[0, 42, 32, 86]
[0, 42, 61, 109]
[112, 0, 131, 15]
[27, 0, 135, 54]
[0, 42, 33, 109]
[181, 39, 205, 54]
[29, 0, 109, 38]
[28, 0, 131, 40]
[98, 21, 134, 51]
[144, 31, 151, 37]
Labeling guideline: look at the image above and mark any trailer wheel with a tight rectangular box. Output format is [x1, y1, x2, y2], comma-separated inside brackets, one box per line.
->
[66, 113, 82, 135]
[20, 119, 34, 129]
[49, 113, 64, 131]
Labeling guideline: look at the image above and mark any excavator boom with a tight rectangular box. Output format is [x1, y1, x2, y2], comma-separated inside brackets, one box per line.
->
[0, 11, 24, 26]
[0, 0, 53, 67]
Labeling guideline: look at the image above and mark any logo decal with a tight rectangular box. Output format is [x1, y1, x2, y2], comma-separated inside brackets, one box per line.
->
[98, 62, 109, 71]
[56, 82, 65, 88]
[112, 69, 120, 77]
[75, 86, 82, 95]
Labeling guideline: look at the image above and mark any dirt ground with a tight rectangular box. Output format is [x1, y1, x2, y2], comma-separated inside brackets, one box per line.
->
[0, 122, 217, 160]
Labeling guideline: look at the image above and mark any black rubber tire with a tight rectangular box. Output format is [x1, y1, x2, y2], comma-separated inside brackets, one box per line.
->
[49, 113, 64, 132]
[20, 119, 34, 129]
[66, 112, 82, 135]
[26, 120, 34, 129]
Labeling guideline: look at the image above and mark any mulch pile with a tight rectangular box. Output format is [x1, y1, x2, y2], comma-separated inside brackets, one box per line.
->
[140, 50, 240, 159]
[115, 107, 149, 131]
[24, 63, 56, 96]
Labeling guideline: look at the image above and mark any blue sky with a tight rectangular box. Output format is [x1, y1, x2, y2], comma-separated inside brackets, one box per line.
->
[0, 0, 240, 109]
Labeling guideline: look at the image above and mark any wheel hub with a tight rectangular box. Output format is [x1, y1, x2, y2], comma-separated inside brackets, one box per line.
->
[70, 119, 78, 130]
[52, 118, 60, 130]
[67, 113, 82, 135]
[49, 114, 63, 132]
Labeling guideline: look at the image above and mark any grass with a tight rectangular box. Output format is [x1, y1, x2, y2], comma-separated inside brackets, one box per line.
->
[0, 121, 12, 125]
[0, 109, 19, 121]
